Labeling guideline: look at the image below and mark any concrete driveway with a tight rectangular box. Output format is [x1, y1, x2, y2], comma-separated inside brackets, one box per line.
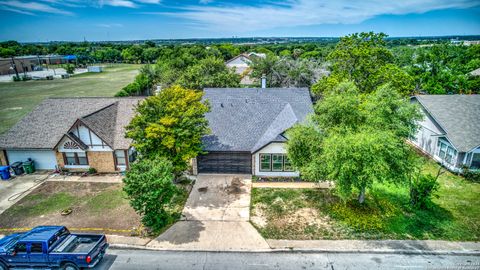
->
[0, 173, 48, 215]
[182, 174, 251, 221]
[147, 174, 270, 251]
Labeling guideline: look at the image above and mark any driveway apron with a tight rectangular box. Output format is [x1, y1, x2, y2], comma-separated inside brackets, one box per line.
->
[147, 174, 270, 251]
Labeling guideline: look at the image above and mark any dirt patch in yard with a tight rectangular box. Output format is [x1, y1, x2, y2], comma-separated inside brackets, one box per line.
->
[0, 181, 142, 236]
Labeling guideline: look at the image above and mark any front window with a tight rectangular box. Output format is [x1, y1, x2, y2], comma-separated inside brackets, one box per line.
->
[260, 154, 271, 171]
[437, 139, 457, 165]
[115, 150, 126, 166]
[283, 156, 294, 171]
[64, 152, 88, 166]
[471, 153, 480, 169]
[272, 154, 283, 171]
[259, 154, 294, 172]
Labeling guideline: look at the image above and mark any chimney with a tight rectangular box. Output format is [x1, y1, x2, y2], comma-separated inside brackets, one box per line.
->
[261, 74, 266, 89]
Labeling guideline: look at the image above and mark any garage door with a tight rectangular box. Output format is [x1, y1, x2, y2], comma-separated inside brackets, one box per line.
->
[197, 152, 252, 174]
[6, 150, 57, 170]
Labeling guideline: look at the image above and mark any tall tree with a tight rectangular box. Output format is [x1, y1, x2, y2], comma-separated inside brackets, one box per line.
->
[126, 85, 210, 174]
[313, 32, 414, 96]
[287, 82, 422, 203]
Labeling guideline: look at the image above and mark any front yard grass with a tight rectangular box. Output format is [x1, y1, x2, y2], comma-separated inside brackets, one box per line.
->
[250, 158, 480, 241]
[0, 181, 142, 236]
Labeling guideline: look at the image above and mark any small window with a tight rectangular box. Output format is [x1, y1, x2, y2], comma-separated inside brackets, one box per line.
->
[30, 243, 43, 253]
[115, 150, 126, 166]
[260, 154, 271, 171]
[65, 152, 76, 165]
[77, 152, 88, 165]
[283, 155, 294, 171]
[470, 153, 480, 169]
[271, 154, 283, 171]
[15, 243, 27, 253]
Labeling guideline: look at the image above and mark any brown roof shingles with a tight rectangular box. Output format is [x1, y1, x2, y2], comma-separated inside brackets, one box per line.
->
[0, 97, 142, 150]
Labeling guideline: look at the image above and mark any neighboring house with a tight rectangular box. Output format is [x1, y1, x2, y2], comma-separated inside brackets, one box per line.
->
[0, 97, 142, 172]
[225, 52, 266, 85]
[192, 88, 313, 177]
[410, 95, 480, 172]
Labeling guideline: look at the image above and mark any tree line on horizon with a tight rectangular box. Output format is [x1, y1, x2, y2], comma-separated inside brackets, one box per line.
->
[1, 33, 479, 95]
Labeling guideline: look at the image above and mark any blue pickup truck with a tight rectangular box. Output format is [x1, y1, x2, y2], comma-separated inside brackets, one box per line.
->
[0, 226, 108, 270]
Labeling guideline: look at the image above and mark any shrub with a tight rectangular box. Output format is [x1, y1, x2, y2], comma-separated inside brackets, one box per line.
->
[409, 173, 439, 209]
[88, 167, 97, 174]
[462, 166, 480, 182]
[64, 64, 75, 74]
[123, 157, 180, 233]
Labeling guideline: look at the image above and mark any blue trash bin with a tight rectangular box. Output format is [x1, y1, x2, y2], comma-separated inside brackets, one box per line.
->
[0, 166, 11, 180]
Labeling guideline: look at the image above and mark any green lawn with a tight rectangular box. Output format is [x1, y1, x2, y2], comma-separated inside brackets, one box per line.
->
[0, 64, 141, 134]
[250, 158, 480, 241]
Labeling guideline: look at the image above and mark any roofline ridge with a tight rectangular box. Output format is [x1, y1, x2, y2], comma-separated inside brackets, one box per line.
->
[251, 103, 297, 153]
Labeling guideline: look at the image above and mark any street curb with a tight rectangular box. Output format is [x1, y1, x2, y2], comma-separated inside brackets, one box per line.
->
[108, 244, 480, 256]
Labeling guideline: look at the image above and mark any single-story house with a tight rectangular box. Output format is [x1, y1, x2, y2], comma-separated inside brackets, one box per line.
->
[0, 97, 142, 172]
[192, 87, 313, 177]
[410, 95, 480, 172]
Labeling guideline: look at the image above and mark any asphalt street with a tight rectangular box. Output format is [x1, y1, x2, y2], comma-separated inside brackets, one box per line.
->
[93, 249, 480, 270]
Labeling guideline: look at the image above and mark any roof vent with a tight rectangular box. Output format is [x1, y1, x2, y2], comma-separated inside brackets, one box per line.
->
[220, 103, 224, 108]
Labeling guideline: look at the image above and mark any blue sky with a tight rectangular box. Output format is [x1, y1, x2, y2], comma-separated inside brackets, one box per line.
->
[0, 0, 479, 42]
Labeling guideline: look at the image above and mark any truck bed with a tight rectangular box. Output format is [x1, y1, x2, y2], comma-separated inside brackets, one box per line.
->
[51, 234, 102, 253]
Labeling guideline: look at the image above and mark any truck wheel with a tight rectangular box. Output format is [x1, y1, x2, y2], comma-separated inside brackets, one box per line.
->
[0, 262, 7, 270]
[62, 262, 79, 270]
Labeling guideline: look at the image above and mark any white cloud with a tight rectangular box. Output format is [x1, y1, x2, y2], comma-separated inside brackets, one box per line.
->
[167, 0, 480, 32]
[0, 0, 73, 15]
[135, 0, 161, 3]
[101, 0, 137, 8]
[0, 0, 162, 16]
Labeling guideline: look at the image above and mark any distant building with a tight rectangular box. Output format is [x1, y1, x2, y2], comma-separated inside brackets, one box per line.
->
[225, 52, 266, 85]
[0, 55, 74, 76]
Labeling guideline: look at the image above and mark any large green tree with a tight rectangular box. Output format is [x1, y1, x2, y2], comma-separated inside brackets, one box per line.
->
[287, 82, 422, 203]
[123, 157, 180, 232]
[126, 85, 210, 174]
[177, 57, 240, 90]
[312, 32, 414, 96]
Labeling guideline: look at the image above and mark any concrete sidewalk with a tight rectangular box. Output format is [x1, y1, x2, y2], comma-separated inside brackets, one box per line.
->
[252, 181, 333, 189]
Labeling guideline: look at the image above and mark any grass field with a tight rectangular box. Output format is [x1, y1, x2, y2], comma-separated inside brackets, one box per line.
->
[251, 158, 480, 241]
[0, 64, 141, 134]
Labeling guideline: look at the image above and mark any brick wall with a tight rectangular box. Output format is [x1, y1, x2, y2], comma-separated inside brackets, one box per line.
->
[55, 151, 64, 168]
[88, 151, 116, 173]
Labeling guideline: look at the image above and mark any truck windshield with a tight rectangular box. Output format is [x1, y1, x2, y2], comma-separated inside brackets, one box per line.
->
[48, 228, 70, 249]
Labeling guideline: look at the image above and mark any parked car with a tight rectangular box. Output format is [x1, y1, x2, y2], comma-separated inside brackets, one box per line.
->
[0, 226, 108, 270]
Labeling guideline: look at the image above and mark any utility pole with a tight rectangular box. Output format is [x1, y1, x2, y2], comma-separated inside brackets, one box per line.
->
[10, 56, 19, 77]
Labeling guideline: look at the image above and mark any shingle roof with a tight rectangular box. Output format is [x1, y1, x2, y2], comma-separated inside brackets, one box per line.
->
[415, 95, 480, 152]
[202, 88, 313, 152]
[0, 97, 142, 150]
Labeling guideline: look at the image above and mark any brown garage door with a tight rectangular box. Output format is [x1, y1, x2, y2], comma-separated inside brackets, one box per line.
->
[197, 152, 252, 174]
